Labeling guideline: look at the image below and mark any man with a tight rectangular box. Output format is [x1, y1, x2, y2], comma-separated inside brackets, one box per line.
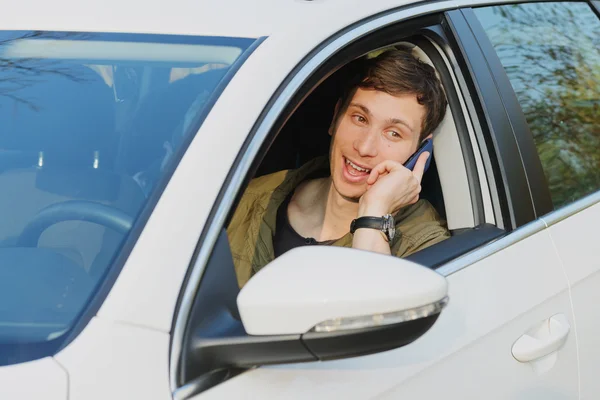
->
[228, 48, 450, 287]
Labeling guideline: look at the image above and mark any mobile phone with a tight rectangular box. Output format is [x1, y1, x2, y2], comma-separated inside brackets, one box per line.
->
[403, 138, 433, 172]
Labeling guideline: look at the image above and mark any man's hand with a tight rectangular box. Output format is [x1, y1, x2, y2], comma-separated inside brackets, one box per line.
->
[358, 151, 430, 217]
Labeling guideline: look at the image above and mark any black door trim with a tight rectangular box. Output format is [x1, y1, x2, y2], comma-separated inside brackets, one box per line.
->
[591, 1, 600, 16]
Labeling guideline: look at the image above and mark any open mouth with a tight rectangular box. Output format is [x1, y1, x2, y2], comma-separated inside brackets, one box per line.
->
[343, 156, 371, 179]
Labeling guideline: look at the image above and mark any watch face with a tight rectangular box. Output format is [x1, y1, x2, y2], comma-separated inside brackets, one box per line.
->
[384, 214, 395, 241]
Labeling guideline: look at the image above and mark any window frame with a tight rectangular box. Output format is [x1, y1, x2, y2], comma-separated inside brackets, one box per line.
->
[170, 7, 520, 397]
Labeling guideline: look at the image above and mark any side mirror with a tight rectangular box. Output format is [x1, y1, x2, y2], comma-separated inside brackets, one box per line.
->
[180, 239, 449, 397]
[238, 246, 448, 360]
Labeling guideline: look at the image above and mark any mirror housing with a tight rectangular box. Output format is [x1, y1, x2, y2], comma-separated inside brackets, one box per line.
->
[239, 246, 447, 335]
[237, 246, 448, 360]
[181, 237, 448, 396]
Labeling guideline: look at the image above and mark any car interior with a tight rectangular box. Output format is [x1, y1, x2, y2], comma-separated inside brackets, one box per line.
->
[244, 37, 504, 270]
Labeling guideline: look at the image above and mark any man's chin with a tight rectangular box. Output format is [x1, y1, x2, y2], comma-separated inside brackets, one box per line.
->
[333, 182, 365, 203]
[340, 194, 361, 203]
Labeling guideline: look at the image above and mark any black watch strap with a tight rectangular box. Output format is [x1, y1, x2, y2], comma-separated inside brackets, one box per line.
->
[350, 214, 396, 242]
[350, 217, 385, 234]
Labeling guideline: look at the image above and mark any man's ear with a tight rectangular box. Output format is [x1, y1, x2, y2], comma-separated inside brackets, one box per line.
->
[419, 133, 433, 144]
[413, 133, 433, 153]
[328, 99, 342, 137]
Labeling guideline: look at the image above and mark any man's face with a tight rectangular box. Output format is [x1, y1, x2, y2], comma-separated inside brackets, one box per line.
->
[329, 87, 426, 201]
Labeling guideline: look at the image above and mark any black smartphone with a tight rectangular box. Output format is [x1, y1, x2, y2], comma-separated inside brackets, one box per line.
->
[403, 138, 433, 172]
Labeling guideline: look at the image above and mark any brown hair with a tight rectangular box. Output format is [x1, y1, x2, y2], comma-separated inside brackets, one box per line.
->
[334, 48, 448, 141]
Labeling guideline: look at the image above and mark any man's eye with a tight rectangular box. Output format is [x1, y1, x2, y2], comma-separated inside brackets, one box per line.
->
[387, 130, 401, 138]
[352, 115, 367, 124]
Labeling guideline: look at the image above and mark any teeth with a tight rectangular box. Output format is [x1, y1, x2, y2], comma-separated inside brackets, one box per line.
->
[345, 158, 371, 173]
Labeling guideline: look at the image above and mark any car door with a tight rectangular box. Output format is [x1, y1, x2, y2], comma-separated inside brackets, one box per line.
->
[174, 3, 579, 399]
[475, 2, 600, 398]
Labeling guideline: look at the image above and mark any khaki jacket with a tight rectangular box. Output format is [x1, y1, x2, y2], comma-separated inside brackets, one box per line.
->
[227, 157, 450, 287]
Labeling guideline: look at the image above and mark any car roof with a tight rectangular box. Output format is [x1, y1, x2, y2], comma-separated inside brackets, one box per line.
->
[1, 0, 424, 39]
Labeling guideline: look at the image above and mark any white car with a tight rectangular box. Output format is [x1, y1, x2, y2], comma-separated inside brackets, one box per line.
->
[0, 0, 599, 398]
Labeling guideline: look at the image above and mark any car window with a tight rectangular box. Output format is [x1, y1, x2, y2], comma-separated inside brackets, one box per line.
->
[0, 31, 254, 356]
[224, 41, 502, 289]
[473, 2, 600, 209]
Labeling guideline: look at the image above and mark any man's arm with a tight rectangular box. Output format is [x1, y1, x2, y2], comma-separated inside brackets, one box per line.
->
[352, 152, 429, 255]
[351, 202, 393, 255]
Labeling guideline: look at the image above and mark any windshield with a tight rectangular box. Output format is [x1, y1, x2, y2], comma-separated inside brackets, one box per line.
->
[0, 31, 255, 361]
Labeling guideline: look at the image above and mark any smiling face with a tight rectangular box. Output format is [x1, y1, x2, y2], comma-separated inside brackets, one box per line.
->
[329, 87, 426, 201]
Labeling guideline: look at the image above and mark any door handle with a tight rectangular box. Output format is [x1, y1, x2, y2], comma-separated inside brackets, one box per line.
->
[512, 314, 570, 363]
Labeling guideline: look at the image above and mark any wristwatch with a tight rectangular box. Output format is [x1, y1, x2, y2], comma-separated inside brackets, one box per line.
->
[350, 214, 396, 242]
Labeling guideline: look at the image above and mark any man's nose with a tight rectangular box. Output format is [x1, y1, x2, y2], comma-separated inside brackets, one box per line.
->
[353, 129, 378, 157]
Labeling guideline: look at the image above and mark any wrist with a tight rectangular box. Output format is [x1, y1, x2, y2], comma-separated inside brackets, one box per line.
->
[350, 214, 396, 243]
[358, 201, 389, 218]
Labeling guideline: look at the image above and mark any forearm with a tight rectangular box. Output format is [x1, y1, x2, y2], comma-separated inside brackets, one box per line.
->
[351, 203, 391, 256]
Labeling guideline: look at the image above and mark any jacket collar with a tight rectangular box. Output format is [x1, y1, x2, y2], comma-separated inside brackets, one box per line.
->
[252, 156, 330, 272]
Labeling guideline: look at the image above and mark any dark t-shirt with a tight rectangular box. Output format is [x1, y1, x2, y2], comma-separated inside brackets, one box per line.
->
[273, 191, 336, 257]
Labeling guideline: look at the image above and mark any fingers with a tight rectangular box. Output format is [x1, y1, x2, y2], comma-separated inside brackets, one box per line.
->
[366, 168, 379, 185]
[412, 152, 430, 183]
[363, 157, 423, 212]
[367, 161, 389, 185]
[367, 160, 404, 185]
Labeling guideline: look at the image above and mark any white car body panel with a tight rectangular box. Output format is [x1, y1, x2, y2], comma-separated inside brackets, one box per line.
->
[0, 0, 423, 38]
[0, 0, 591, 398]
[54, 317, 171, 400]
[237, 246, 448, 335]
[193, 228, 578, 399]
[544, 198, 600, 400]
[0, 357, 67, 400]
[0, 0, 527, 39]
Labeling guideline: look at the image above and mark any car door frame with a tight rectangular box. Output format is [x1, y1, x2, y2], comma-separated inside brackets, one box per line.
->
[169, 0, 566, 397]
[465, 2, 600, 398]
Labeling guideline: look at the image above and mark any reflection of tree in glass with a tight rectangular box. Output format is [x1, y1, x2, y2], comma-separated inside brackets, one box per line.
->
[0, 31, 94, 111]
[481, 3, 600, 208]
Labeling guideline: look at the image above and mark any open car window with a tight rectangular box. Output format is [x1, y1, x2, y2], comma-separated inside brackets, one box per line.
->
[226, 37, 502, 285]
